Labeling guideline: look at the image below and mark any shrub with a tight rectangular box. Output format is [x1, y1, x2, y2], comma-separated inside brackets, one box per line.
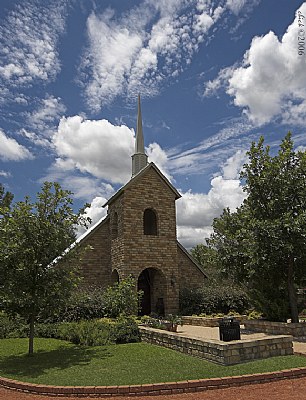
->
[0, 313, 28, 338]
[111, 316, 140, 344]
[38, 278, 143, 323]
[35, 323, 60, 338]
[41, 287, 106, 323]
[140, 315, 165, 329]
[56, 320, 112, 346]
[0, 312, 140, 346]
[246, 309, 263, 320]
[103, 276, 142, 318]
[63, 288, 106, 322]
[36, 319, 140, 346]
[180, 285, 250, 316]
[250, 287, 290, 322]
[179, 289, 204, 316]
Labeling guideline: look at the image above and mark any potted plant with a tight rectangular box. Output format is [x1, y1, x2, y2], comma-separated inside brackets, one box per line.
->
[164, 314, 182, 332]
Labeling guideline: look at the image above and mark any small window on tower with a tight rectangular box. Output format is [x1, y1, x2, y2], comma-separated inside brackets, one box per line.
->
[143, 209, 158, 236]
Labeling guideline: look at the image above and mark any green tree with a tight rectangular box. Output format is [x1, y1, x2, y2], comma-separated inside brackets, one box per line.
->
[0, 183, 13, 216]
[103, 276, 142, 318]
[190, 244, 216, 272]
[188, 242, 250, 315]
[209, 133, 306, 322]
[191, 243, 231, 283]
[0, 182, 89, 354]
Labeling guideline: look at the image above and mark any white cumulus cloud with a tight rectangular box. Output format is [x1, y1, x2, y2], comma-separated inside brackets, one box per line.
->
[147, 142, 172, 181]
[0, 129, 33, 161]
[52, 116, 135, 185]
[204, 3, 306, 126]
[176, 149, 247, 248]
[76, 196, 108, 237]
[0, 170, 12, 178]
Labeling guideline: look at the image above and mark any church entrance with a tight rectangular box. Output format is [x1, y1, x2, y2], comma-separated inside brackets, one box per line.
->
[137, 268, 166, 316]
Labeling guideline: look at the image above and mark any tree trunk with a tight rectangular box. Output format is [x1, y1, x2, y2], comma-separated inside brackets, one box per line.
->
[288, 257, 299, 323]
[28, 314, 35, 355]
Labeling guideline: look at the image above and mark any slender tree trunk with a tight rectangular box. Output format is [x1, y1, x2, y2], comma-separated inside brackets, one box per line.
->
[288, 257, 299, 323]
[28, 314, 35, 355]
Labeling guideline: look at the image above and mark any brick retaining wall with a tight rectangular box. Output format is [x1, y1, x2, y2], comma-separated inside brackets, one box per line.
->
[244, 320, 306, 338]
[139, 327, 293, 365]
[1, 368, 306, 397]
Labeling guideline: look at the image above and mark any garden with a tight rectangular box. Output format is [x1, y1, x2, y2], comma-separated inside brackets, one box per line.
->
[1, 135, 306, 389]
[1, 277, 306, 388]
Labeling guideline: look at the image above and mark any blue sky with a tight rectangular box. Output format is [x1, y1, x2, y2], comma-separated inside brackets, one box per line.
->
[1, 0, 306, 248]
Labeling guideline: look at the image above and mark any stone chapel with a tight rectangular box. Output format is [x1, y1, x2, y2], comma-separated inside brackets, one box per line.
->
[77, 96, 206, 315]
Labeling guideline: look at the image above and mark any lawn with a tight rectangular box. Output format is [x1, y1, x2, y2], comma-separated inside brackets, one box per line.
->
[1, 338, 306, 386]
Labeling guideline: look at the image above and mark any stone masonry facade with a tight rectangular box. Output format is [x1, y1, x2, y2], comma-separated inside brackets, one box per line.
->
[77, 163, 206, 315]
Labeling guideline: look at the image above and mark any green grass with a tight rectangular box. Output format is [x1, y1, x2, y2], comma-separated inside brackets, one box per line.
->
[0, 338, 306, 386]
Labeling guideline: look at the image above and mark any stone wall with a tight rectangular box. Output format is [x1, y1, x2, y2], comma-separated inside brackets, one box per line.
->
[140, 326, 293, 365]
[178, 245, 206, 290]
[245, 320, 306, 339]
[182, 316, 246, 327]
[78, 217, 111, 288]
[108, 167, 181, 314]
[75, 164, 206, 313]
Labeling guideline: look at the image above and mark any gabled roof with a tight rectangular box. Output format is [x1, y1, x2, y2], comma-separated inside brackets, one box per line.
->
[177, 241, 208, 278]
[75, 214, 110, 244]
[103, 162, 181, 207]
[50, 215, 110, 265]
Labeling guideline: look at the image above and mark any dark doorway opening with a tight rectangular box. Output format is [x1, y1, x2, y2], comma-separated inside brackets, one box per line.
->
[110, 269, 119, 285]
[137, 268, 166, 316]
[138, 269, 151, 315]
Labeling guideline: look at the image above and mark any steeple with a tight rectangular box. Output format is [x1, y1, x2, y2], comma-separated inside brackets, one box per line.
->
[132, 94, 148, 176]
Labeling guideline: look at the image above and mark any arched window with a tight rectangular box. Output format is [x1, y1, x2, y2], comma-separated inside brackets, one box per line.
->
[143, 209, 158, 235]
[111, 212, 118, 239]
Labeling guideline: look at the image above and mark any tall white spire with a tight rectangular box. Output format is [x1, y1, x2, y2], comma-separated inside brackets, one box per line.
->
[136, 94, 145, 153]
[132, 94, 148, 176]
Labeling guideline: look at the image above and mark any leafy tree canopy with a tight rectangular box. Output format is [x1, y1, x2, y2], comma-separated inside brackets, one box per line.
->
[0, 183, 13, 216]
[0, 182, 90, 354]
[190, 243, 222, 283]
[208, 133, 306, 322]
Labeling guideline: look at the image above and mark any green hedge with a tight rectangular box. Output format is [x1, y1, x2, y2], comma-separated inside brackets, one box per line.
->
[41, 277, 140, 323]
[0, 313, 140, 346]
[180, 285, 250, 316]
[56, 320, 112, 346]
[110, 316, 140, 344]
[0, 313, 28, 338]
[40, 287, 106, 323]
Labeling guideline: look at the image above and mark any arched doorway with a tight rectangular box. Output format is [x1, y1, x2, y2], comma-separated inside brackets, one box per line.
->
[137, 268, 166, 316]
[110, 269, 119, 285]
